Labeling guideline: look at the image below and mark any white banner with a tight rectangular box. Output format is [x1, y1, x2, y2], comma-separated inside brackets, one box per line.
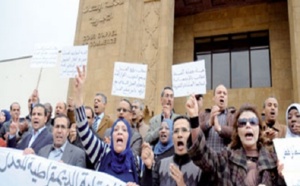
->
[112, 62, 147, 99]
[273, 138, 300, 186]
[172, 60, 206, 97]
[31, 43, 59, 68]
[60, 45, 88, 78]
[0, 147, 125, 186]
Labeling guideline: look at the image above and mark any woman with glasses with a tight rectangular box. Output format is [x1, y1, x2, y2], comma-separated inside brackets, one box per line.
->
[285, 103, 300, 138]
[186, 95, 286, 186]
[73, 66, 142, 186]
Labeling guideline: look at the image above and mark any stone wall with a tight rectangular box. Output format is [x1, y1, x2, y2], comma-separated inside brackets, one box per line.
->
[173, 1, 292, 124]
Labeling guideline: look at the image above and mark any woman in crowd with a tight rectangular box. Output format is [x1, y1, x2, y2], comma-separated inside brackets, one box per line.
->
[153, 119, 174, 162]
[74, 66, 142, 186]
[186, 95, 286, 186]
[285, 103, 300, 138]
[0, 109, 11, 129]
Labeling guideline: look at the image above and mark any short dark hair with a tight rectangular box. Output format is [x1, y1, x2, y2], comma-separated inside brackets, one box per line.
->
[85, 106, 95, 118]
[54, 114, 71, 128]
[30, 103, 47, 116]
[160, 86, 173, 97]
[10, 102, 20, 111]
[121, 99, 133, 111]
[173, 115, 191, 129]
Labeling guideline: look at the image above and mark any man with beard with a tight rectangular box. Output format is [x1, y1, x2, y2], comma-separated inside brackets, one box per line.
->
[144, 86, 179, 146]
[141, 116, 202, 186]
[92, 93, 113, 140]
[262, 97, 286, 146]
[200, 84, 234, 152]
[132, 100, 149, 139]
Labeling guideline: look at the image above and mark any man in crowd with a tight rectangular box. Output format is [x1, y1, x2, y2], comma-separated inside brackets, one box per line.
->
[92, 93, 113, 140]
[144, 86, 179, 146]
[132, 100, 149, 139]
[200, 84, 234, 152]
[263, 97, 286, 146]
[38, 114, 86, 168]
[7, 103, 53, 154]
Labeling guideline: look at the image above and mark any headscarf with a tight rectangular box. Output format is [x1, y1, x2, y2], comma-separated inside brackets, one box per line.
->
[285, 103, 300, 138]
[1, 110, 11, 123]
[109, 118, 137, 181]
[154, 119, 174, 155]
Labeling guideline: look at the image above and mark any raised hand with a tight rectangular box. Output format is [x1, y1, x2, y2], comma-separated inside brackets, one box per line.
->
[209, 105, 221, 126]
[141, 142, 154, 169]
[185, 94, 198, 117]
[69, 123, 77, 143]
[162, 105, 171, 119]
[9, 121, 18, 136]
[74, 65, 86, 107]
[169, 163, 186, 186]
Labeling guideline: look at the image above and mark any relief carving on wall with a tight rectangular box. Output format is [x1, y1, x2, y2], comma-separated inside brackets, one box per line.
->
[141, 1, 160, 115]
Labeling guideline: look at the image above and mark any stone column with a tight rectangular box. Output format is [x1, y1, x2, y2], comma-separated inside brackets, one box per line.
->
[69, 0, 175, 119]
[288, 0, 300, 101]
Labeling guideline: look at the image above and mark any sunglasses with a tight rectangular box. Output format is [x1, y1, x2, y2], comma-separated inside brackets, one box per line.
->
[117, 108, 130, 113]
[237, 117, 259, 128]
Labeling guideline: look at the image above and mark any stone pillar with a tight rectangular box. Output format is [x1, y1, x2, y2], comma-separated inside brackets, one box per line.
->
[288, 0, 300, 101]
[69, 0, 175, 119]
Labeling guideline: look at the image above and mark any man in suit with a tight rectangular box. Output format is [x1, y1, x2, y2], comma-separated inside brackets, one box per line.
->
[93, 93, 113, 139]
[7, 103, 53, 154]
[38, 114, 86, 168]
[144, 86, 179, 146]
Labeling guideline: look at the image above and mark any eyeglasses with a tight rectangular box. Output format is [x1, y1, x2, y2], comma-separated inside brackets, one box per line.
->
[173, 127, 190, 134]
[117, 108, 130, 113]
[237, 117, 259, 128]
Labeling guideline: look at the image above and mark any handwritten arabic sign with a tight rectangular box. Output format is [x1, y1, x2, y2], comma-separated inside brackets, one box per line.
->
[273, 138, 300, 186]
[60, 45, 88, 78]
[0, 147, 125, 186]
[112, 62, 147, 99]
[172, 60, 206, 97]
[31, 43, 59, 68]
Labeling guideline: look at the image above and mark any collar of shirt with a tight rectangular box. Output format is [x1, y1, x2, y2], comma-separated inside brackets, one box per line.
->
[31, 126, 46, 136]
[96, 112, 104, 120]
[51, 140, 68, 153]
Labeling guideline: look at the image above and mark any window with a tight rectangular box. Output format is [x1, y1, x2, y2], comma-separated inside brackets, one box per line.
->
[194, 31, 271, 90]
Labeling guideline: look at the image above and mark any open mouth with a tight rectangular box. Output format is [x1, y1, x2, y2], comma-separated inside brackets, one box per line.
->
[270, 111, 275, 116]
[160, 134, 167, 140]
[245, 132, 254, 140]
[33, 121, 39, 125]
[220, 99, 224, 103]
[116, 138, 123, 144]
[177, 141, 185, 151]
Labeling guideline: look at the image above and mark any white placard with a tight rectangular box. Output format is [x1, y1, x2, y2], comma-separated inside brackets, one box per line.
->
[172, 60, 206, 97]
[60, 45, 88, 78]
[273, 138, 300, 186]
[112, 62, 147, 99]
[31, 43, 59, 68]
[0, 147, 125, 186]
